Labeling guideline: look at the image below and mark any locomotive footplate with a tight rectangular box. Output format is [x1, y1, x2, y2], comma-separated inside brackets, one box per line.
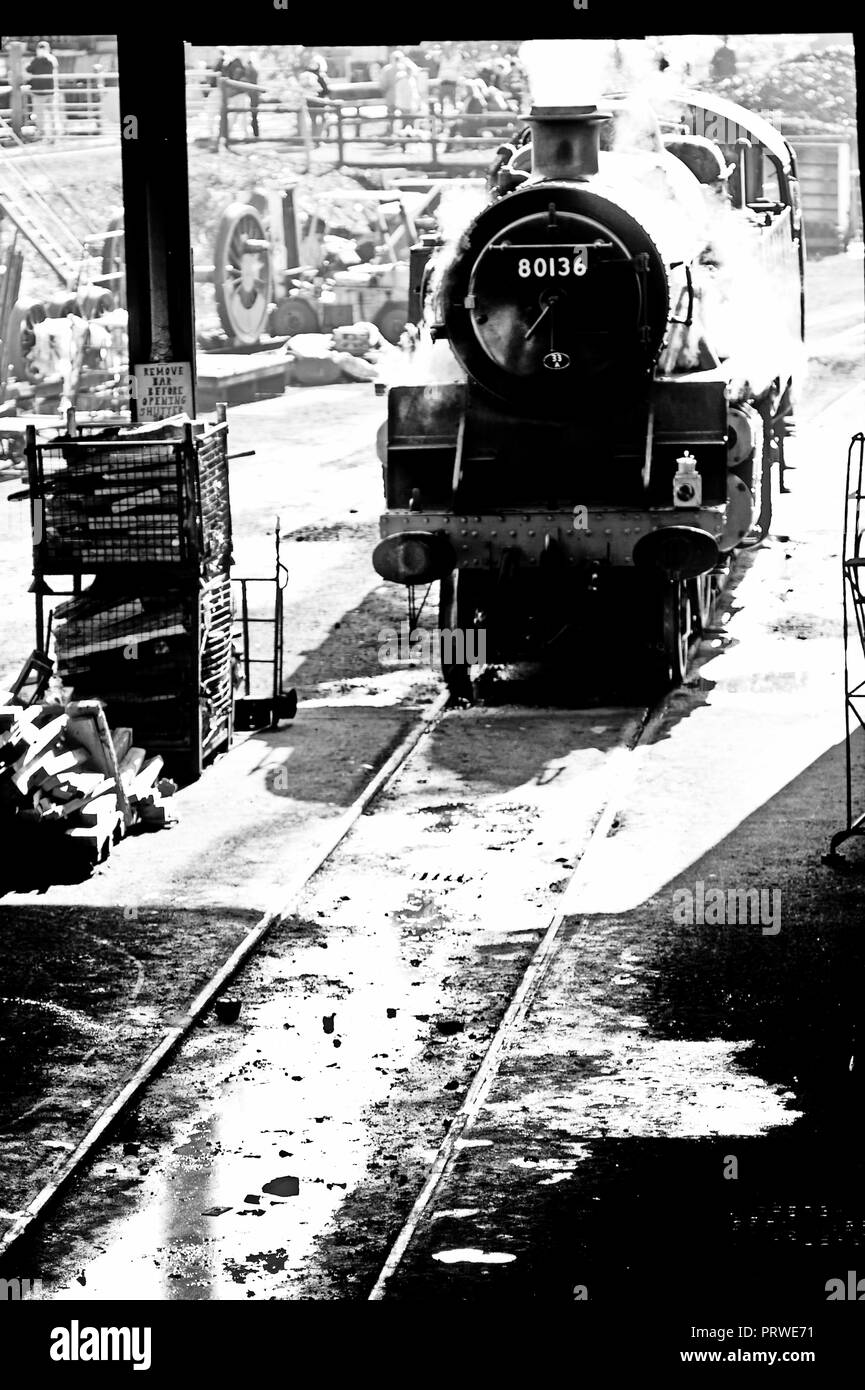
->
[377, 507, 725, 574]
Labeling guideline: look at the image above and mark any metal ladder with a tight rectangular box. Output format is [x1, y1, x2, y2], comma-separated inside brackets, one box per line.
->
[0, 117, 90, 285]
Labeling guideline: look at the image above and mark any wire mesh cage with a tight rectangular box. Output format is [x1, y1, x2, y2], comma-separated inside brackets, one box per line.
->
[53, 585, 197, 751]
[27, 433, 194, 571]
[196, 428, 233, 579]
[200, 573, 234, 757]
[26, 416, 234, 780]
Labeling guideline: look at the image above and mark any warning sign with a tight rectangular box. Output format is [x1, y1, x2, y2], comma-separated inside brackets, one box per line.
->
[133, 361, 194, 422]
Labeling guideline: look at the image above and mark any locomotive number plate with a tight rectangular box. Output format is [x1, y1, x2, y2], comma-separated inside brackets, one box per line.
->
[543, 351, 571, 370]
[517, 248, 588, 279]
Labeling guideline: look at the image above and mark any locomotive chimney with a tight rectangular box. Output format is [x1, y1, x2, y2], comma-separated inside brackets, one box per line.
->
[528, 105, 611, 181]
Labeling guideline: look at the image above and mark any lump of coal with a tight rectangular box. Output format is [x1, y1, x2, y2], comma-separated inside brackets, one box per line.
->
[262, 1175, 300, 1199]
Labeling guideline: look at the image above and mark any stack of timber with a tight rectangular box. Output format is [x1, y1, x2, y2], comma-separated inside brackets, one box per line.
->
[52, 586, 195, 752]
[50, 576, 232, 766]
[34, 441, 185, 567]
[0, 695, 177, 865]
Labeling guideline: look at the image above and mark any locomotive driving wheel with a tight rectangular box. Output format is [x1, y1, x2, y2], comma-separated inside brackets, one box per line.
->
[659, 576, 694, 686]
[438, 569, 476, 704]
[214, 202, 273, 346]
[690, 572, 715, 634]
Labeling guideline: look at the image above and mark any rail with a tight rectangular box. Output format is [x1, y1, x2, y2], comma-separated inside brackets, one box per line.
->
[0, 66, 118, 140]
[4, 52, 527, 171]
[184, 68, 527, 170]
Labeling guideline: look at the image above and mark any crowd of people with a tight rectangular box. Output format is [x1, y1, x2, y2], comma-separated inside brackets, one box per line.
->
[201, 47, 335, 148]
[199, 43, 530, 151]
[197, 39, 745, 154]
[376, 45, 528, 145]
[202, 48, 261, 146]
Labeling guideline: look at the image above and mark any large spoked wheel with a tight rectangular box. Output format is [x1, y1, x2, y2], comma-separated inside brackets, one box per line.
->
[659, 577, 694, 687]
[4, 300, 44, 384]
[269, 295, 320, 338]
[374, 301, 409, 346]
[756, 402, 777, 536]
[438, 568, 476, 705]
[690, 572, 715, 635]
[214, 202, 272, 346]
[777, 432, 791, 494]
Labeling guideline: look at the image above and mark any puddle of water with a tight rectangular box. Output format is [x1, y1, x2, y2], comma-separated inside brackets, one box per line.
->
[432, 1248, 517, 1264]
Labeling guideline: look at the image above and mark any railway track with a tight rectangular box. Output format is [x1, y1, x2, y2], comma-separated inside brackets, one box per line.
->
[0, 451, 834, 1284]
[0, 660, 674, 1298]
[366, 699, 658, 1299]
[1, 381, 861, 1295]
[0, 689, 455, 1262]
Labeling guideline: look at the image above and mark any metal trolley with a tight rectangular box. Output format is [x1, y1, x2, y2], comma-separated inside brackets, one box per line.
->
[23, 408, 233, 783]
[231, 516, 298, 732]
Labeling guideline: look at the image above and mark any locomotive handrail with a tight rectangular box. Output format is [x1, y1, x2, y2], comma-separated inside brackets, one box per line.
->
[486, 241, 614, 249]
[661, 87, 794, 171]
[667, 264, 695, 327]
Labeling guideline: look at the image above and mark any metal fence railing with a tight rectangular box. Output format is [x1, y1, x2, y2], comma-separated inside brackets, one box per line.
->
[3, 49, 526, 168]
[1, 68, 119, 140]
[183, 67, 527, 167]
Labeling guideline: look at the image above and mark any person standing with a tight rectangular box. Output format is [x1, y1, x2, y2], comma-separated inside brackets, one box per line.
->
[222, 52, 250, 146]
[206, 47, 227, 142]
[436, 46, 463, 114]
[391, 50, 420, 142]
[379, 52, 397, 134]
[445, 76, 487, 151]
[299, 54, 329, 140]
[710, 35, 737, 81]
[26, 39, 62, 143]
[246, 52, 260, 139]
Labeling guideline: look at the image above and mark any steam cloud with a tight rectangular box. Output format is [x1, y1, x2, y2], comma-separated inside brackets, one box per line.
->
[385, 40, 804, 405]
[519, 38, 661, 107]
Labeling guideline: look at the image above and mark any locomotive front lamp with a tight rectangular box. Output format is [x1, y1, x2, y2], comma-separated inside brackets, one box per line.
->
[373, 532, 456, 586]
[673, 450, 702, 507]
[633, 524, 719, 579]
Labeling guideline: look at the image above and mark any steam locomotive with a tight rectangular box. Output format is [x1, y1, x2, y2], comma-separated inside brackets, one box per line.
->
[373, 92, 805, 697]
